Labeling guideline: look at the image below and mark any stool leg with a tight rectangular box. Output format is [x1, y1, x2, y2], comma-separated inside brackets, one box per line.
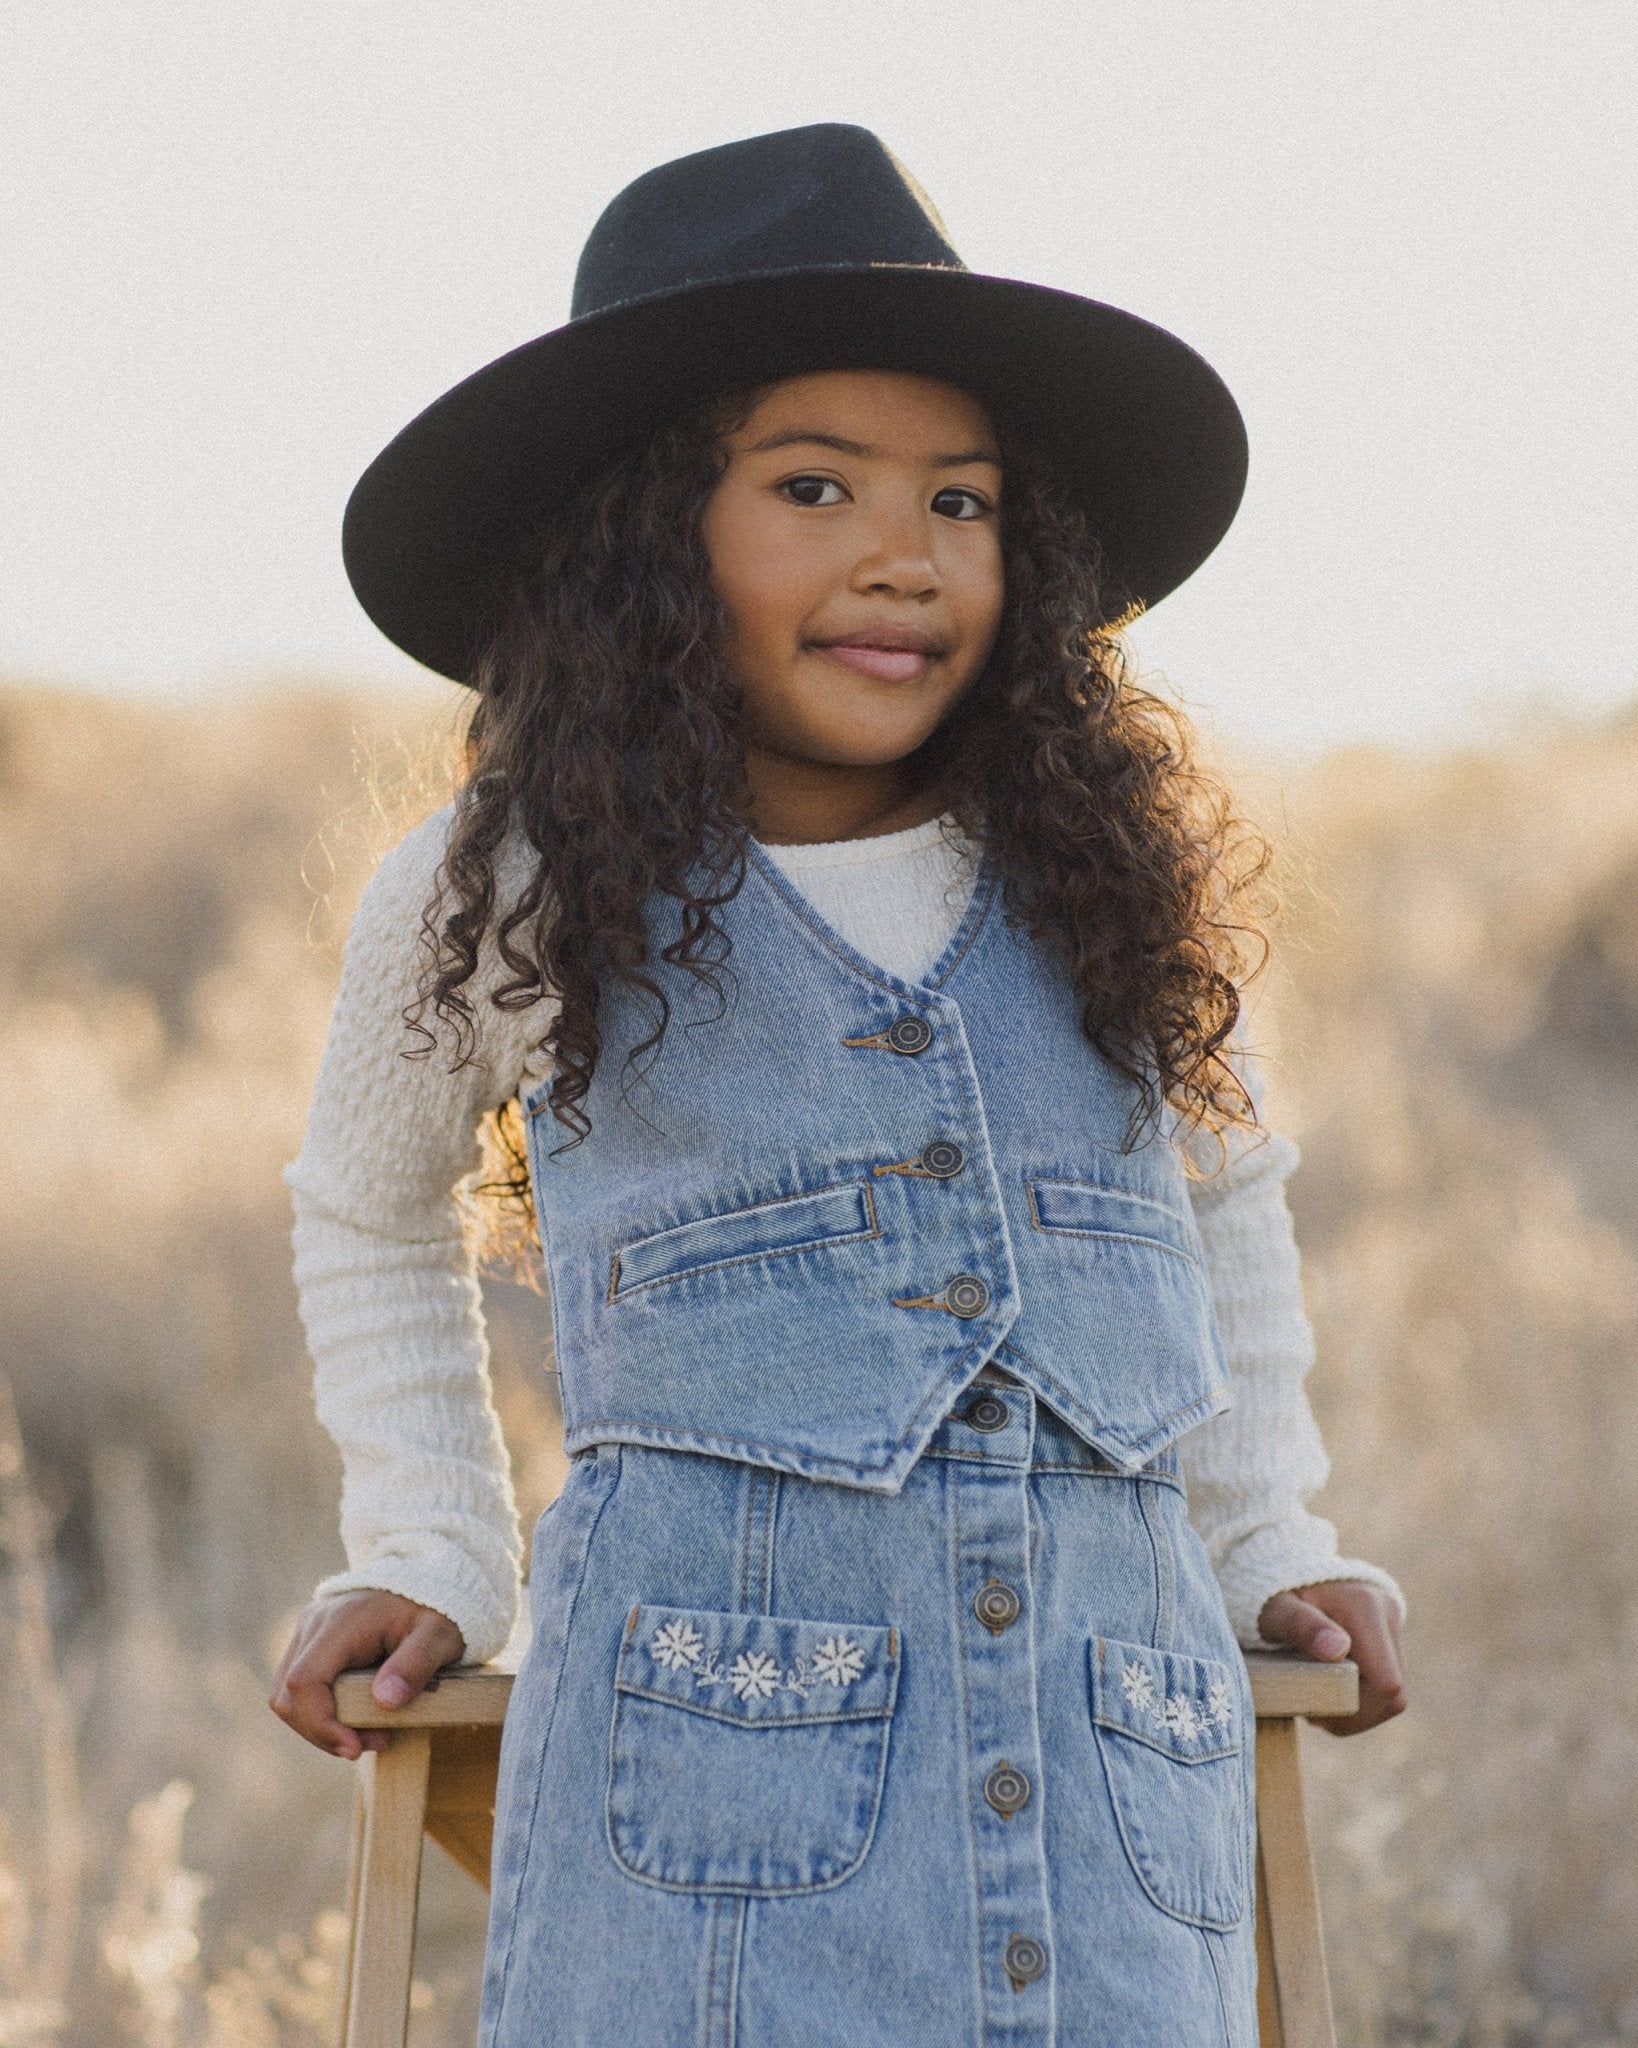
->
[1255, 1825, 1283, 2048]
[335, 1776, 367, 2047]
[1254, 1717, 1338, 2048]
[343, 1731, 432, 2048]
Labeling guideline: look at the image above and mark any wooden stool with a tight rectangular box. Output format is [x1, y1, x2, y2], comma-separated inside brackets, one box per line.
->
[333, 1639, 1357, 2048]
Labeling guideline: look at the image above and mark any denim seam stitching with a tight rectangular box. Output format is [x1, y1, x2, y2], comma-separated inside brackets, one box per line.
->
[1201, 1925, 1235, 2048]
[1138, 1481, 1178, 1644]
[486, 1448, 620, 2043]
[721, 1897, 746, 2048]
[562, 1419, 900, 1473]
[1000, 1333, 1230, 1464]
[948, 1470, 995, 2042]
[611, 1683, 896, 1730]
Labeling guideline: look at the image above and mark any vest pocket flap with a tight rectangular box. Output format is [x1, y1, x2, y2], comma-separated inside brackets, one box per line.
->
[1090, 1636, 1242, 1761]
[610, 1182, 878, 1298]
[1027, 1178, 1198, 1262]
[617, 1604, 899, 1724]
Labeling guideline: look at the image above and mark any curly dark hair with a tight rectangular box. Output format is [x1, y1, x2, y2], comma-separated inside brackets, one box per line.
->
[408, 380, 1273, 1239]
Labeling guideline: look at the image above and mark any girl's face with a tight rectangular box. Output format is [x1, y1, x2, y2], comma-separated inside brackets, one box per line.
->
[701, 369, 1004, 840]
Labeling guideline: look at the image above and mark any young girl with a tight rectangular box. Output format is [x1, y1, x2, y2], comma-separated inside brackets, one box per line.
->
[272, 125, 1407, 2046]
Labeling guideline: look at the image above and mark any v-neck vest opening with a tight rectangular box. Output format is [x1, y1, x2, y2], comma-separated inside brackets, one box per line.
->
[743, 834, 1000, 997]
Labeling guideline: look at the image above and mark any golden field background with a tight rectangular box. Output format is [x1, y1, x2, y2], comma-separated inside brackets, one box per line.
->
[1, 679, 1636, 2045]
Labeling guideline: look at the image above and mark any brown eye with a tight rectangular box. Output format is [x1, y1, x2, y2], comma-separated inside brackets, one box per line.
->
[778, 475, 846, 507]
[932, 487, 990, 520]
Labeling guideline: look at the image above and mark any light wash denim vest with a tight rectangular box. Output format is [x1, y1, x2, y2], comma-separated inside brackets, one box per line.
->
[521, 841, 1232, 1489]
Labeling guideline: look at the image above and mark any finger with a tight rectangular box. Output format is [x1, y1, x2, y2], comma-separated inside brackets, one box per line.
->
[280, 1658, 371, 1758]
[280, 1609, 406, 1755]
[1309, 1608, 1407, 1736]
[1260, 1590, 1351, 1660]
[1351, 1624, 1408, 1727]
[371, 1612, 464, 1710]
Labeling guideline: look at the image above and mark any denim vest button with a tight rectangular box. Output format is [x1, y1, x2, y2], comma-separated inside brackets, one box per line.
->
[1004, 1934, 1048, 1987]
[945, 1274, 990, 1318]
[919, 1140, 965, 1178]
[983, 1761, 1031, 1818]
[974, 1579, 1022, 1633]
[964, 1391, 1010, 1432]
[886, 1014, 933, 1055]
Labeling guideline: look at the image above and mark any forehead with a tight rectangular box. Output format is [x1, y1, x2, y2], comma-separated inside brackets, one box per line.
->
[727, 368, 999, 451]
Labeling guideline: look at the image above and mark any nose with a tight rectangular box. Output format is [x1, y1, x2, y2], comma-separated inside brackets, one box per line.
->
[847, 497, 940, 600]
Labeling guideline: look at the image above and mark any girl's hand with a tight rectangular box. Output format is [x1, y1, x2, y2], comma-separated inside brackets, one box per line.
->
[1256, 1579, 1407, 1737]
[269, 1589, 466, 1760]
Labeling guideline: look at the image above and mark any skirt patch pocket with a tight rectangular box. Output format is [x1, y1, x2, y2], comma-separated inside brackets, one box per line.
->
[607, 1603, 899, 1896]
[1089, 1635, 1251, 1930]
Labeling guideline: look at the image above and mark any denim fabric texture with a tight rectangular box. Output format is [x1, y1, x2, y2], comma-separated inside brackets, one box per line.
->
[521, 842, 1232, 1486]
[484, 848, 1259, 2044]
[479, 1380, 1258, 2046]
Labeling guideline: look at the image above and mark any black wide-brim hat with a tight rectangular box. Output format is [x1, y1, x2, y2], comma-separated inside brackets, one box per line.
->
[343, 124, 1248, 684]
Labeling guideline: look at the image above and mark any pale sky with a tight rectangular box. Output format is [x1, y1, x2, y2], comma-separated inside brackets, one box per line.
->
[4, 1, 1634, 751]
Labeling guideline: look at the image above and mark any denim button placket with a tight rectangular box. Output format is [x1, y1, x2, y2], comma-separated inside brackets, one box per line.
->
[983, 1760, 1032, 1818]
[919, 1139, 965, 1178]
[974, 1579, 1022, 1634]
[886, 1014, 934, 1055]
[1005, 1933, 1049, 1989]
[965, 1392, 1010, 1434]
[946, 1378, 1054, 2011]
[945, 1274, 990, 1318]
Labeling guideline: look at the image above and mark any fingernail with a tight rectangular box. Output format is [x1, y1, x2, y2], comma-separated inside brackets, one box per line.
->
[374, 1674, 410, 1708]
[1315, 1627, 1349, 1656]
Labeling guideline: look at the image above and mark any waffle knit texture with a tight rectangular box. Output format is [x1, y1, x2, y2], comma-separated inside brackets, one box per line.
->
[285, 806, 1406, 1661]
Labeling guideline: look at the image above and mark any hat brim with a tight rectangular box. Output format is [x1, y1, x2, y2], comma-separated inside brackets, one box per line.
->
[342, 266, 1248, 684]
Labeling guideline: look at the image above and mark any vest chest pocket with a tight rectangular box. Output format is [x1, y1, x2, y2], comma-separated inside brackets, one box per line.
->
[608, 1181, 880, 1300]
[1088, 1636, 1252, 1931]
[1027, 1178, 1200, 1263]
[607, 1604, 899, 1896]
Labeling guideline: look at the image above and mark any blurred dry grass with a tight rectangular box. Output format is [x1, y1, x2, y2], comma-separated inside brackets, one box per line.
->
[1, 679, 1635, 2044]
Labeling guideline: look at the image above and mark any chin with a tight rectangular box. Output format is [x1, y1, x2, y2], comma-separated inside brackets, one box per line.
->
[804, 719, 945, 767]
[812, 743, 933, 771]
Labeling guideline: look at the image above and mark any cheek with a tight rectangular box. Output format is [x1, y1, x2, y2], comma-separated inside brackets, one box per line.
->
[723, 564, 797, 654]
[708, 532, 804, 662]
[955, 545, 1005, 657]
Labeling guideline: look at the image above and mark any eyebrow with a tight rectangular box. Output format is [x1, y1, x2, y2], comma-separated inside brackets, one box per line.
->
[745, 429, 1003, 469]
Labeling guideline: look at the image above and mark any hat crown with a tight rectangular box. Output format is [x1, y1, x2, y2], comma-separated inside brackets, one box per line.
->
[571, 123, 966, 320]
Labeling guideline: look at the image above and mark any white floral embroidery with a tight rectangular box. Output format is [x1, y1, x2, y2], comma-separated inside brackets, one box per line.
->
[1119, 1657, 1234, 1744]
[649, 1619, 704, 1671]
[728, 1651, 783, 1701]
[1161, 1694, 1202, 1741]
[644, 1620, 871, 1702]
[811, 1635, 866, 1688]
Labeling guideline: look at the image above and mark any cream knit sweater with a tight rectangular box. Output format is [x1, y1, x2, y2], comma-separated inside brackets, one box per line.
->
[285, 806, 1406, 1663]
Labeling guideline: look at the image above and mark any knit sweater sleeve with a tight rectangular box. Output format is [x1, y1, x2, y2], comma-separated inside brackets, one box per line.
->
[282, 804, 550, 1664]
[1180, 1075, 1408, 1650]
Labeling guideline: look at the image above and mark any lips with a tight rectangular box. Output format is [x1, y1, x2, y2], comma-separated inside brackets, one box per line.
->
[811, 630, 944, 684]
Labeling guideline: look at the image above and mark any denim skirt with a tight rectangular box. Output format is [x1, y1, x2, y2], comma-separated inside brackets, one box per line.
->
[477, 1368, 1258, 2047]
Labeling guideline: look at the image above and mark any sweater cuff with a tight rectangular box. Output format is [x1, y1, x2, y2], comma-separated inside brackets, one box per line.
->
[312, 1546, 522, 1667]
[1213, 1521, 1408, 1649]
